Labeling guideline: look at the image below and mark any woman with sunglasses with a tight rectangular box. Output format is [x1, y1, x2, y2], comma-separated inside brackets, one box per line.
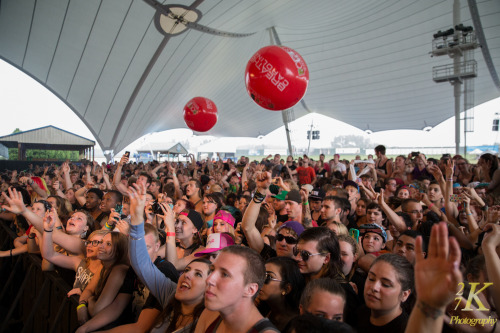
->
[258, 256, 305, 331]
[127, 182, 211, 333]
[357, 253, 414, 332]
[76, 231, 130, 332]
[41, 208, 105, 296]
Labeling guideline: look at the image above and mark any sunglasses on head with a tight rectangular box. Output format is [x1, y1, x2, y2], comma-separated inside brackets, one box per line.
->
[264, 272, 284, 284]
[36, 200, 52, 212]
[276, 234, 297, 244]
[293, 247, 326, 262]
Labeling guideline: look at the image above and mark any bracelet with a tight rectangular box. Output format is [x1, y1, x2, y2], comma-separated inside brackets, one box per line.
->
[44, 229, 53, 233]
[303, 201, 309, 205]
[447, 178, 453, 182]
[467, 213, 472, 216]
[428, 203, 434, 210]
[253, 191, 266, 204]
[104, 222, 113, 230]
[166, 232, 175, 237]
[55, 226, 63, 230]
[76, 304, 87, 310]
[28, 234, 36, 239]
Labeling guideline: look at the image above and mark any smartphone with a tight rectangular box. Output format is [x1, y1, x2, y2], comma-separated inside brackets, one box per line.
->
[449, 194, 460, 202]
[349, 228, 360, 243]
[124, 151, 130, 158]
[115, 204, 123, 215]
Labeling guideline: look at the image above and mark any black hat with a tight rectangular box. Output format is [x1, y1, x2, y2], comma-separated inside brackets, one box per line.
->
[309, 188, 325, 201]
[285, 189, 302, 204]
[181, 209, 204, 231]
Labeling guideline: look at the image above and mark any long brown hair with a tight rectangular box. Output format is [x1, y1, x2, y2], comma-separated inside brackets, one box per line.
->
[94, 232, 129, 297]
[154, 258, 211, 333]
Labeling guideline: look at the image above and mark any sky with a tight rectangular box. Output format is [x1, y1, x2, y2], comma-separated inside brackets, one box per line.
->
[1, 59, 499, 159]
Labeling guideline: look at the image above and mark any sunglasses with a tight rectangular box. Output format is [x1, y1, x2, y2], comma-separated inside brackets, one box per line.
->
[84, 240, 102, 247]
[293, 247, 326, 262]
[276, 234, 298, 245]
[264, 272, 284, 284]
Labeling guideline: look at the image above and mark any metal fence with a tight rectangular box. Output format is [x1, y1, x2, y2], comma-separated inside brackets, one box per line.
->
[0, 220, 80, 333]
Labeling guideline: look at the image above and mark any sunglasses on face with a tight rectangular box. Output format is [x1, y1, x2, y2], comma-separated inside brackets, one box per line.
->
[276, 234, 298, 245]
[84, 240, 102, 247]
[293, 247, 326, 262]
[264, 272, 284, 284]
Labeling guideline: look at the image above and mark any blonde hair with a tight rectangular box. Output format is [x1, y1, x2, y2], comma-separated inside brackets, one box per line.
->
[327, 221, 348, 236]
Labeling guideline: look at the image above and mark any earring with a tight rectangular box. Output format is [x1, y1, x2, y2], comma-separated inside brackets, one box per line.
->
[281, 291, 286, 296]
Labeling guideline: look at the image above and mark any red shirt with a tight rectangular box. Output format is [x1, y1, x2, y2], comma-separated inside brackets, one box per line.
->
[296, 166, 316, 185]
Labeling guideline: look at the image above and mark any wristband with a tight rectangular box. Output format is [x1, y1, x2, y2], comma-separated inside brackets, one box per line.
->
[447, 178, 453, 182]
[55, 226, 63, 230]
[166, 232, 175, 237]
[104, 222, 113, 230]
[428, 203, 434, 210]
[44, 229, 53, 233]
[303, 201, 309, 205]
[28, 234, 36, 239]
[253, 191, 266, 203]
[76, 304, 87, 310]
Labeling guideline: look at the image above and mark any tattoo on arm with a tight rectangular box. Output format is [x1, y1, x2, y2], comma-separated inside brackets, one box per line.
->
[417, 301, 444, 319]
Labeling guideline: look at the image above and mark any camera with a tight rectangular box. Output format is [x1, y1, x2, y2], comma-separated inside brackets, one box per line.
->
[151, 201, 163, 215]
[411, 152, 420, 157]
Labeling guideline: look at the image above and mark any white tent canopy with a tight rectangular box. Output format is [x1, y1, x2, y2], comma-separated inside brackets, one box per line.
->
[0, 0, 499, 153]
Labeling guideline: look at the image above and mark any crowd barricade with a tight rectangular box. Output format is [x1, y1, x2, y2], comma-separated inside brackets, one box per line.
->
[0, 220, 79, 333]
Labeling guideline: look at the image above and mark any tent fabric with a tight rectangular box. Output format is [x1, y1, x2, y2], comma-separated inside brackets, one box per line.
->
[0, 0, 499, 153]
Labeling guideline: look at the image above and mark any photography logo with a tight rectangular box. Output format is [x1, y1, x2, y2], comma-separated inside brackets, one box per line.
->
[451, 282, 497, 327]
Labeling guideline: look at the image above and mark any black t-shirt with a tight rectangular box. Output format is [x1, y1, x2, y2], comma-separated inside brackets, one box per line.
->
[259, 243, 277, 261]
[356, 305, 408, 333]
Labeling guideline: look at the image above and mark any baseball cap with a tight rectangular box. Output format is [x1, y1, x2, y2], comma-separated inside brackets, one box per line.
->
[272, 190, 288, 201]
[278, 221, 305, 237]
[194, 233, 235, 257]
[285, 189, 302, 204]
[179, 209, 204, 231]
[343, 180, 359, 192]
[359, 223, 387, 242]
[213, 210, 235, 227]
[309, 187, 325, 201]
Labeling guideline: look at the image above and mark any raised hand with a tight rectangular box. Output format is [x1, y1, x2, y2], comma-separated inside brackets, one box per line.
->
[159, 202, 175, 232]
[43, 208, 56, 231]
[444, 159, 455, 179]
[119, 154, 129, 167]
[1, 187, 27, 214]
[414, 222, 462, 314]
[255, 171, 271, 191]
[127, 182, 147, 225]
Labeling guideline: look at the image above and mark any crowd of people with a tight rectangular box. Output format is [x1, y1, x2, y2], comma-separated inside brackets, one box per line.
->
[0, 145, 499, 333]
